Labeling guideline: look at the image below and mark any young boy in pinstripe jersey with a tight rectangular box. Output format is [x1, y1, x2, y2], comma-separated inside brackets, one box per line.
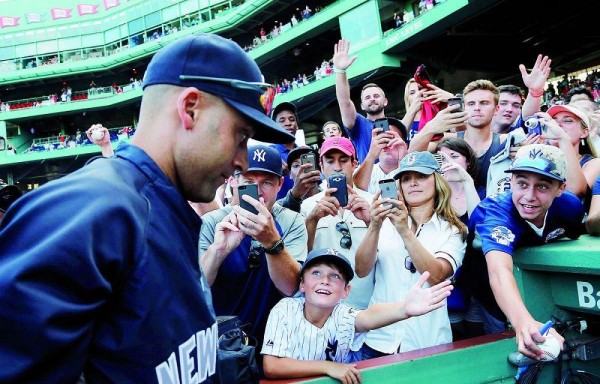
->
[262, 248, 453, 383]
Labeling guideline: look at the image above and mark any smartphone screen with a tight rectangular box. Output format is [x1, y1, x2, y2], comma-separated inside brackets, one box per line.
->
[447, 97, 464, 112]
[378, 178, 398, 207]
[238, 183, 259, 215]
[328, 173, 348, 207]
[300, 153, 316, 172]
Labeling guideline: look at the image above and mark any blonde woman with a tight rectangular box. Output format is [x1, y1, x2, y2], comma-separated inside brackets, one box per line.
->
[354, 151, 466, 359]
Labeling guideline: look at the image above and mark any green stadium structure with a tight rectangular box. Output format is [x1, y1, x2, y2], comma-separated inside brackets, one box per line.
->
[1, 0, 600, 189]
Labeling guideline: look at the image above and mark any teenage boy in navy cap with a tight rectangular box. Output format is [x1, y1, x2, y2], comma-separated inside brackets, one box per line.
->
[0, 34, 293, 383]
[262, 248, 453, 383]
[459, 144, 585, 360]
[200, 144, 307, 350]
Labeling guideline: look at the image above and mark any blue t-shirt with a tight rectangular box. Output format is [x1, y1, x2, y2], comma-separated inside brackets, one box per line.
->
[343, 114, 374, 164]
[0, 143, 219, 383]
[593, 175, 600, 195]
[458, 190, 585, 320]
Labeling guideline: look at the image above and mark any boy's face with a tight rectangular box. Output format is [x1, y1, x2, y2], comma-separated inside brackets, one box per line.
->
[299, 263, 350, 309]
[510, 172, 566, 228]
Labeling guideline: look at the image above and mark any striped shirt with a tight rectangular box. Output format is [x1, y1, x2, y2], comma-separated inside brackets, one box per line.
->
[261, 297, 366, 362]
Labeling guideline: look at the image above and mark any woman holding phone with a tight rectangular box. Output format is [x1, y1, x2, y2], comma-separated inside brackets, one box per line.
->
[354, 151, 467, 359]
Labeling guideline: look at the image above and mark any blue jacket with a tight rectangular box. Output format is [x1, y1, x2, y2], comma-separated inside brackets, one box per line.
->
[0, 143, 219, 383]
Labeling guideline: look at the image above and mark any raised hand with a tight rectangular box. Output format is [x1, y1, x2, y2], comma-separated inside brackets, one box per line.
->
[404, 271, 453, 317]
[332, 39, 357, 71]
[520, 54, 551, 95]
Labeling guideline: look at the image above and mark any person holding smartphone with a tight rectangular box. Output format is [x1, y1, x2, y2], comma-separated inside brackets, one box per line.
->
[200, 144, 307, 350]
[277, 146, 322, 212]
[353, 119, 408, 194]
[355, 151, 467, 359]
[300, 137, 375, 315]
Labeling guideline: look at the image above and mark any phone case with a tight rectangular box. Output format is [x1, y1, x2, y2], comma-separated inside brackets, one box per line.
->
[373, 118, 390, 133]
[329, 174, 348, 207]
[301, 153, 316, 172]
[379, 179, 397, 206]
[238, 184, 259, 215]
[447, 97, 463, 112]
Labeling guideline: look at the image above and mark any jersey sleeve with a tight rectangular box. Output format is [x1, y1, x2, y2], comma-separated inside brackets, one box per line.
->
[261, 299, 293, 357]
[472, 199, 520, 256]
[0, 177, 146, 381]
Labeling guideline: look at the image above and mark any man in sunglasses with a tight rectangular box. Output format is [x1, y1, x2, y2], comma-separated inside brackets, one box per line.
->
[300, 137, 374, 312]
[200, 144, 307, 351]
[0, 34, 293, 383]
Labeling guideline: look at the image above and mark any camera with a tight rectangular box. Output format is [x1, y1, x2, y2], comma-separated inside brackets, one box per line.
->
[524, 116, 547, 136]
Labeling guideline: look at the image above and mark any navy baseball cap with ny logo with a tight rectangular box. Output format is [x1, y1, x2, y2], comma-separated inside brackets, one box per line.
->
[142, 34, 294, 144]
[245, 145, 282, 177]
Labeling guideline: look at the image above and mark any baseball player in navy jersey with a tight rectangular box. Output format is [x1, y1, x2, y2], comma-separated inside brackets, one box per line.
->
[262, 248, 453, 384]
[0, 35, 293, 383]
[459, 144, 585, 360]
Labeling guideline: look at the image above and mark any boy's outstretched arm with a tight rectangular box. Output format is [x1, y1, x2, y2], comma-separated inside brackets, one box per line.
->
[263, 355, 362, 384]
[355, 271, 452, 333]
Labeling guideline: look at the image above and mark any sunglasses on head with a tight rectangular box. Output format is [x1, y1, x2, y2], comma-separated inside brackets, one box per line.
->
[179, 75, 276, 116]
[248, 244, 263, 269]
[335, 221, 352, 249]
[405, 256, 416, 274]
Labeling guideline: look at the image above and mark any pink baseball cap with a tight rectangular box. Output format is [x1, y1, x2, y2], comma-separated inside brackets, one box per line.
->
[547, 104, 591, 128]
[320, 137, 356, 158]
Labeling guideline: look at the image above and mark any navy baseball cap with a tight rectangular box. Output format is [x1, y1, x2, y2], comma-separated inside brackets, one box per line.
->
[386, 117, 408, 141]
[394, 151, 440, 179]
[505, 144, 566, 182]
[286, 146, 319, 170]
[246, 145, 283, 177]
[301, 248, 354, 282]
[142, 34, 294, 144]
[271, 102, 297, 120]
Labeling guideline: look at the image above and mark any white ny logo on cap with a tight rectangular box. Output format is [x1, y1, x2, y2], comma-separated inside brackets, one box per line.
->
[253, 149, 266, 162]
[326, 248, 339, 256]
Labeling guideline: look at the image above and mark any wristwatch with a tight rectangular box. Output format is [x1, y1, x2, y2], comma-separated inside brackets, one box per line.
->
[263, 238, 285, 255]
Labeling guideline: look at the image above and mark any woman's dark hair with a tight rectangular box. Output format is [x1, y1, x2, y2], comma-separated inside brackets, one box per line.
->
[437, 137, 479, 180]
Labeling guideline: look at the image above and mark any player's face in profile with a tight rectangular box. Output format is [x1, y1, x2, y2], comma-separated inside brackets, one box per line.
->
[177, 96, 254, 203]
[299, 263, 349, 308]
[510, 173, 566, 228]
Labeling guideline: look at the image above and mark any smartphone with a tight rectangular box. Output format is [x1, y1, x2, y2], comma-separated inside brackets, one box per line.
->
[238, 183, 259, 215]
[300, 152, 317, 172]
[328, 173, 348, 207]
[447, 97, 464, 113]
[378, 178, 398, 207]
[414, 64, 433, 85]
[373, 118, 390, 134]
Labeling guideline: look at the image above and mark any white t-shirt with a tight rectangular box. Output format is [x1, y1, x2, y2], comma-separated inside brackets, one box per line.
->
[301, 188, 376, 310]
[261, 297, 365, 362]
[365, 213, 466, 354]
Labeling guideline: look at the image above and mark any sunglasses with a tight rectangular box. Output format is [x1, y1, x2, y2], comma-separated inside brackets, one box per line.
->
[179, 75, 276, 116]
[405, 256, 416, 274]
[335, 221, 352, 249]
[248, 244, 262, 269]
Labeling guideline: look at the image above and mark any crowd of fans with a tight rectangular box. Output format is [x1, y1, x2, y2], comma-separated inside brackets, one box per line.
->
[242, 4, 323, 52]
[3, 28, 600, 384]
